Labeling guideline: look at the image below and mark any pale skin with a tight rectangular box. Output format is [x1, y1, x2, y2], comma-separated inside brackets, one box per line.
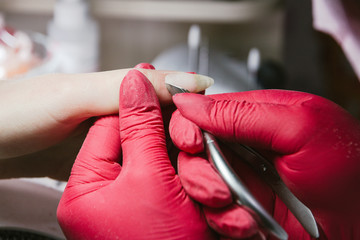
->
[0, 68, 212, 180]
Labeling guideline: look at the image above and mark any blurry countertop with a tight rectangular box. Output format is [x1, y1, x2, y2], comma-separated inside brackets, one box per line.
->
[0, 178, 65, 239]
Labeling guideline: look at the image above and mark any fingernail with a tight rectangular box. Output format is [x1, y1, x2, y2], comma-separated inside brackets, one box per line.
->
[165, 73, 214, 93]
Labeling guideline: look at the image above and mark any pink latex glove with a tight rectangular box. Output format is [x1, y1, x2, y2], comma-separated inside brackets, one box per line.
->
[57, 69, 216, 240]
[169, 90, 360, 239]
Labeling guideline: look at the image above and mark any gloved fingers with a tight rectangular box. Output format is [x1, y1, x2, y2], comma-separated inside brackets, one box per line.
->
[119, 69, 173, 174]
[204, 204, 259, 239]
[220, 232, 266, 240]
[172, 93, 307, 155]
[178, 151, 232, 208]
[134, 62, 156, 70]
[135, 63, 174, 152]
[206, 89, 316, 106]
[177, 145, 275, 209]
[134, 63, 182, 169]
[177, 139, 275, 203]
[170, 110, 204, 154]
[68, 115, 122, 185]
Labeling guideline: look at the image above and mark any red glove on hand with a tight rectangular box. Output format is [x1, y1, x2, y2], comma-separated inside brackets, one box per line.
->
[57, 69, 215, 240]
[169, 90, 360, 240]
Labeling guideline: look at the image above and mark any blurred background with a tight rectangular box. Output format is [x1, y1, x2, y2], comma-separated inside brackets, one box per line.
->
[1, 0, 360, 239]
[1, 0, 360, 117]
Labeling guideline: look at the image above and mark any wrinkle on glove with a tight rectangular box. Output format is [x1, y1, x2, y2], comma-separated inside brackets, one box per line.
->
[169, 90, 360, 240]
[57, 68, 215, 240]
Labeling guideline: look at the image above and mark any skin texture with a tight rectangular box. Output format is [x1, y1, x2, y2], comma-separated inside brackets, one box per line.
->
[169, 91, 360, 239]
[0, 64, 208, 180]
[0, 68, 175, 158]
[57, 69, 215, 240]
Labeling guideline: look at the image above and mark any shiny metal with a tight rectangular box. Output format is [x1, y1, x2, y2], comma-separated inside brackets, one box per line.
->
[166, 83, 189, 95]
[166, 82, 319, 239]
[226, 143, 319, 238]
[166, 83, 288, 240]
[204, 132, 288, 240]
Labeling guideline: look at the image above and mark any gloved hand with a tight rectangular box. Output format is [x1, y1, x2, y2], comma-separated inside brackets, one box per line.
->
[57, 69, 215, 240]
[169, 90, 360, 239]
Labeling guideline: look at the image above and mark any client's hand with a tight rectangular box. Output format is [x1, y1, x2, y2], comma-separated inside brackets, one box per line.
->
[169, 91, 360, 239]
[57, 70, 215, 240]
[0, 64, 212, 180]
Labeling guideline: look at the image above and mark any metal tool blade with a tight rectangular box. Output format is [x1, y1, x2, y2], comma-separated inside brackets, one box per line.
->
[204, 132, 288, 240]
[166, 83, 189, 96]
[166, 83, 288, 239]
[166, 82, 319, 238]
[226, 143, 319, 238]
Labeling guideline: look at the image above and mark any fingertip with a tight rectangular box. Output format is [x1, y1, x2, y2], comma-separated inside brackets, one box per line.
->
[169, 110, 204, 154]
[119, 68, 168, 171]
[204, 205, 259, 239]
[134, 63, 155, 70]
[172, 93, 213, 117]
[172, 93, 215, 135]
[178, 152, 232, 208]
[120, 69, 158, 109]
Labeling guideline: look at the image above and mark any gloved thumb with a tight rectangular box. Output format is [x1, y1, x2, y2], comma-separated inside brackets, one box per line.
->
[119, 70, 173, 175]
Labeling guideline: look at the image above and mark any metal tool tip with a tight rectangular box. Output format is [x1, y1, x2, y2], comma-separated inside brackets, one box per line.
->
[165, 83, 190, 96]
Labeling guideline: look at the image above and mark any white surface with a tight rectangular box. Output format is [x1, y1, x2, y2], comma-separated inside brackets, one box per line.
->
[0, 178, 65, 238]
[20, 177, 67, 192]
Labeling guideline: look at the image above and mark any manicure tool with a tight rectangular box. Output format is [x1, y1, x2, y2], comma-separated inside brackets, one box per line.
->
[166, 83, 319, 240]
